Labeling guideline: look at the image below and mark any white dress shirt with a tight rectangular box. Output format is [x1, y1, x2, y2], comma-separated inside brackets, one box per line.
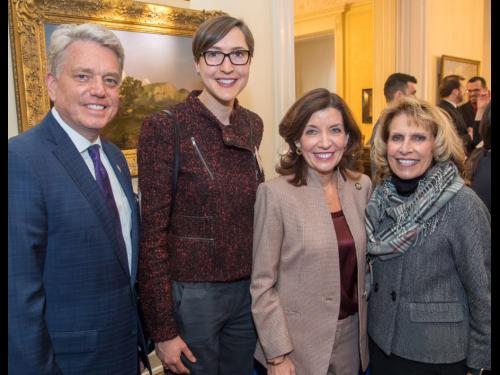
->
[52, 108, 132, 273]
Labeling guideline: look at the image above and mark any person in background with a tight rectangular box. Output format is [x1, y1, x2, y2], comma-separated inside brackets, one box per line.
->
[367, 96, 490, 375]
[369, 73, 418, 177]
[458, 76, 490, 147]
[468, 101, 491, 211]
[437, 74, 473, 155]
[251, 88, 371, 375]
[137, 15, 264, 375]
[8, 23, 150, 375]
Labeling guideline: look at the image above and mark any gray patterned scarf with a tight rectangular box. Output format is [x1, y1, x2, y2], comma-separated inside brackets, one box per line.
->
[365, 161, 464, 261]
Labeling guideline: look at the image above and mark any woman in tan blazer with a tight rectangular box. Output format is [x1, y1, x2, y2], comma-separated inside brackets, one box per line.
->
[251, 88, 371, 375]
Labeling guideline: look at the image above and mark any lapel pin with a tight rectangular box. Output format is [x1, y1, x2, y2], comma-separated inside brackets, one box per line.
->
[355, 182, 362, 190]
[116, 164, 122, 174]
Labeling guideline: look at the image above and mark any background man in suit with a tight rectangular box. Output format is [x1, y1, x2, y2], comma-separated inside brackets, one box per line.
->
[437, 75, 473, 155]
[458, 76, 490, 147]
[369, 73, 417, 177]
[8, 23, 150, 375]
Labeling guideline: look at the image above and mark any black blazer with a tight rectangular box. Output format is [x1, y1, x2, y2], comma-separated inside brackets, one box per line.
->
[438, 100, 473, 154]
[472, 150, 491, 211]
[458, 101, 480, 147]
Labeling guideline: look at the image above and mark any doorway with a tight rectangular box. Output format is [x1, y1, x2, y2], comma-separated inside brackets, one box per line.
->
[294, 33, 335, 99]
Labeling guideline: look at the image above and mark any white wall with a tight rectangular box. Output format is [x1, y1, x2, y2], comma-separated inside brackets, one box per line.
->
[372, 0, 490, 125]
[425, 0, 487, 103]
[295, 35, 335, 99]
[483, 0, 491, 90]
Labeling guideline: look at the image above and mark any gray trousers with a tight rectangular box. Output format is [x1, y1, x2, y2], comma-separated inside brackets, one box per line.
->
[170, 279, 256, 375]
[328, 313, 360, 375]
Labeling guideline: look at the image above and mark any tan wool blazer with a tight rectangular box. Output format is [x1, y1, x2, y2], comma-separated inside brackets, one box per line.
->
[251, 168, 371, 375]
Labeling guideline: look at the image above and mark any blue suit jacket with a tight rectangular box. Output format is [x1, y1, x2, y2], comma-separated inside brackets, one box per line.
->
[8, 112, 148, 374]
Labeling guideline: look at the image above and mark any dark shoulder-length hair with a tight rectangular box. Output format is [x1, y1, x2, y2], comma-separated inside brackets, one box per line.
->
[276, 88, 363, 186]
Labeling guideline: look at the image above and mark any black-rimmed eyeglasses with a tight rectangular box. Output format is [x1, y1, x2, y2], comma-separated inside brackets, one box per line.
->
[201, 50, 251, 66]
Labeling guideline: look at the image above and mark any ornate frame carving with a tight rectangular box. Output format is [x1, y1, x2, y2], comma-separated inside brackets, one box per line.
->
[9, 0, 223, 175]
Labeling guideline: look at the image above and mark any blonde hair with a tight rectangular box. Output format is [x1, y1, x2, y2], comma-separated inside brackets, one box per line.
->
[371, 96, 468, 185]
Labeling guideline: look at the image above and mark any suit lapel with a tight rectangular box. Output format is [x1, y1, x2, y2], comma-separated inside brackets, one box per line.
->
[46, 116, 130, 277]
[102, 142, 139, 284]
[336, 172, 366, 267]
[305, 168, 339, 249]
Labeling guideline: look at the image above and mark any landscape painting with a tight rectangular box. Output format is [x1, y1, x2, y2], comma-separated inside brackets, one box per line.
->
[45, 23, 203, 151]
[10, 0, 223, 175]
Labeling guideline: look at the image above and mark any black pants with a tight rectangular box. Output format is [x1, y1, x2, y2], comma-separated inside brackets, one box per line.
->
[369, 336, 467, 375]
[168, 279, 256, 375]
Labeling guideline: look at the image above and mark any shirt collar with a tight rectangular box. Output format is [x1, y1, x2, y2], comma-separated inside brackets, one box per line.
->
[51, 107, 102, 152]
[443, 98, 457, 108]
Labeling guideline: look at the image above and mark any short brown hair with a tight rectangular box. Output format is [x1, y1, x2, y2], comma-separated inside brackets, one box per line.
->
[384, 73, 417, 102]
[192, 15, 254, 61]
[277, 88, 363, 186]
[439, 74, 464, 98]
[372, 96, 468, 184]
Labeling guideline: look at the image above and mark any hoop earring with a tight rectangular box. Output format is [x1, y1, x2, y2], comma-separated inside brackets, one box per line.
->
[296, 147, 302, 155]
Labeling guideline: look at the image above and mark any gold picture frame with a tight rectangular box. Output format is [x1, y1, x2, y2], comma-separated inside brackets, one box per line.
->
[440, 55, 480, 82]
[361, 88, 372, 124]
[9, 0, 224, 176]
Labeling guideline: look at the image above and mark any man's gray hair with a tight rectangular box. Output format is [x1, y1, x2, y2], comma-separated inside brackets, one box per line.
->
[47, 23, 124, 78]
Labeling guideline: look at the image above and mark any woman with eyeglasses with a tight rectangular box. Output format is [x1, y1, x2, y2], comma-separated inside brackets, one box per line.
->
[137, 15, 264, 375]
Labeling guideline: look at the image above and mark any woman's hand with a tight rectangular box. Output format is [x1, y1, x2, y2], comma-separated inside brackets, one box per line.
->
[267, 355, 296, 375]
[155, 336, 196, 374]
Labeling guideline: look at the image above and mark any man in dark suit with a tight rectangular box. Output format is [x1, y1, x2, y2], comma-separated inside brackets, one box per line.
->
[8, 23, 150, 375]
[458, 76, 489, 147]
[437, 75, 473, 155]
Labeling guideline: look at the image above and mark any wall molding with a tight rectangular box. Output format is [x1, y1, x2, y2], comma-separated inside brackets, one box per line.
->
[272, 0, 295, 162]
[396, 0, 428, 98]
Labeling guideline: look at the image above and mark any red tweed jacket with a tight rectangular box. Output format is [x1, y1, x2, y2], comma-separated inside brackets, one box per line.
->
[137, 91, 264, 342]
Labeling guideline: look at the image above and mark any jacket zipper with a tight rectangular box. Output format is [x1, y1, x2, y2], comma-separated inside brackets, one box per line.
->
[191, 137, 214, 180]
[176, 235, 215, 241]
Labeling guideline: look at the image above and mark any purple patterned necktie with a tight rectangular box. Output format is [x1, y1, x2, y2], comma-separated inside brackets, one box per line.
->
[87, 144, 128, 271]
